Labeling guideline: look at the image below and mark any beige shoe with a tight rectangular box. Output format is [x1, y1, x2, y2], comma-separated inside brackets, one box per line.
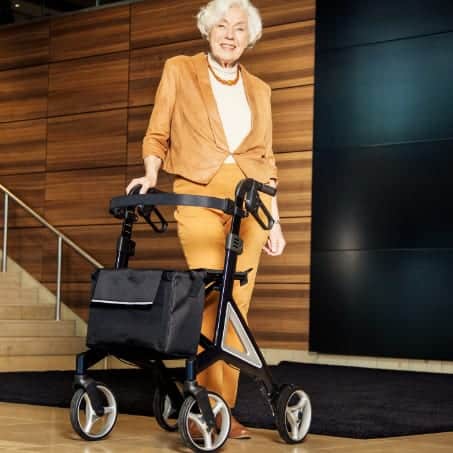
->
[229, 415, 251, 439]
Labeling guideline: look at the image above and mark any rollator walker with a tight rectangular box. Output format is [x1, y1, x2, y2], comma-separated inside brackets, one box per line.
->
[70, 178, 312, 452]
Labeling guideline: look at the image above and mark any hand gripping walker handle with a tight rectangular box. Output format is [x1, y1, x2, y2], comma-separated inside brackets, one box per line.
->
[127, 184, 168, 233]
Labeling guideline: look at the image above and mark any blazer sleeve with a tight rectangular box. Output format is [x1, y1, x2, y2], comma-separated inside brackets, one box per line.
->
[264, 86, 278, 181]
[142, 60, 177, 161]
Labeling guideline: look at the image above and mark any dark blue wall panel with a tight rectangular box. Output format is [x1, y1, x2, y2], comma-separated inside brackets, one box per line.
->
[312, 140, 453, 251]
[315, 32, 453, 149]
[310, 250, 453, 359]
[316, 0, 453, 51]
[311, 1, 453, 359]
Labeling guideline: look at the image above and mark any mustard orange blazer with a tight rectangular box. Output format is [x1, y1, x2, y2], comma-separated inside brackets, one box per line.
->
[142, 52, 278, 185]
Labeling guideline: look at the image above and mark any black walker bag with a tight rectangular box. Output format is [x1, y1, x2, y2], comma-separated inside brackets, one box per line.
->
[86, 268, 206, 357]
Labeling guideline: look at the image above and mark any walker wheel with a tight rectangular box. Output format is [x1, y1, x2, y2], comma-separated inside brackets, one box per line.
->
[275, 384, 311, 443]
[153, 385, 180, 432]
[178, 391, 231, 452]
[70, 384, 118, 441]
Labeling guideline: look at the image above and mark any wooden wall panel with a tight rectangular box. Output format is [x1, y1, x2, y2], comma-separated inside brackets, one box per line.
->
[123, 222, 186, 270]
[42, 223, 186, 283]
[127, 106, 153, 164]
[44, 167, 126, 226]
[129, 40, 206, 107]
[272, 85, 313, 153]
[275, 151, 312, 218]
[0, 0, 315, 350]
[6, 227, 53, 281]
[258, 217, 311, 284]
[0, 21, 49, 71]
[0, 173, 45, 228]
[249, 283, 309, 349]
[42, 226, 116, 283]
[0, 65, 48, 122]
[50, 5, 130, 62]
[45, 282, 90, 321]
[255, 0, 316, 25]
[0, 119, 47, 175]
[131, 0, 315, 49]
[47, 109, 128, 171]
[242, 21, 315, 89]
[131, 0, 204, 48]
[48, 52, 129, 116]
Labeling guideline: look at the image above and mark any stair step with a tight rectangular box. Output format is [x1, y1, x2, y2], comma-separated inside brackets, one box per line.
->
[0, 336, 86, 356]
[0, 287, 39, 304]
[0, 272, 21, 285]
[0, 355, 107, 372]
[0, 320, 75, 337]
[0, 304, 54, 320]
[0, 282, 26, 291]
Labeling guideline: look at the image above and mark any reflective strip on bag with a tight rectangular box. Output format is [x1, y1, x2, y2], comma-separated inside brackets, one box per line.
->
[91, 299, 154, 306]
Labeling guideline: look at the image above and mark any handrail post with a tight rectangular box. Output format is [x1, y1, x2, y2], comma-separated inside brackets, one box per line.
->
[56, 236, 63, 321]
[2, 193, 8, 272]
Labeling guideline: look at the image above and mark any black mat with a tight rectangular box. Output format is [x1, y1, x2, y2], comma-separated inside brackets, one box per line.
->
[1, 362, 453, 438]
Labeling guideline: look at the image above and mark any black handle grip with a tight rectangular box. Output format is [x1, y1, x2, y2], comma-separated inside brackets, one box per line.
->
[127, 184, 143, 196]
[257, 182, 277, 197]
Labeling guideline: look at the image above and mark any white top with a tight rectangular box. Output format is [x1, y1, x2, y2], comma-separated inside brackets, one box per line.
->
[207, 53, 252, 163]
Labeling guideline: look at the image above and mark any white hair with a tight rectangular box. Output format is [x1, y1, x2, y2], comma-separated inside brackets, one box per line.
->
[196, 0, 263, 48]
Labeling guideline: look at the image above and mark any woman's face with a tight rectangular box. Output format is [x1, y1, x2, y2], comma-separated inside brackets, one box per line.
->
[208, 5, 249, 67]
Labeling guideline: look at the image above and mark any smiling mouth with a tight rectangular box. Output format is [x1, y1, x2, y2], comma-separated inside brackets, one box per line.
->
[220, 44, 236, 50]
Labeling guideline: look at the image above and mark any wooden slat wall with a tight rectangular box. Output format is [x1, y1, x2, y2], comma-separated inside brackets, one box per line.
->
[0, 0, 315, 351]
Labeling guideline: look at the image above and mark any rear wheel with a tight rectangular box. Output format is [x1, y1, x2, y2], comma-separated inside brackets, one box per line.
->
[275, 384, 311, 443]
[153, 385, 180, 432]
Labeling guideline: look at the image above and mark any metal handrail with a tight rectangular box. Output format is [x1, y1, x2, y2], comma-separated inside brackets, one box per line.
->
[0, 183, 103, 320]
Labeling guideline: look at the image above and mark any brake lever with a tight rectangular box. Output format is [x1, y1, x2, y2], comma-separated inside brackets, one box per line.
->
[127, 184, 143, 196]
[139, 205, 168, 233]
[243, 181, 275, 230]
[251, 198, 275, 230]
[135, 187, 168, 233]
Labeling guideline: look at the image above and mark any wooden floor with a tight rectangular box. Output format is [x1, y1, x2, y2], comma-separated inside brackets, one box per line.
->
[0, 402, 451, 452]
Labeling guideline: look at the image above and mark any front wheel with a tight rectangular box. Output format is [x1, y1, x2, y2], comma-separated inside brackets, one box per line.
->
[70, 384, 118, 441]
[178, 391, 231, 452]
[275, 384, 311, 443]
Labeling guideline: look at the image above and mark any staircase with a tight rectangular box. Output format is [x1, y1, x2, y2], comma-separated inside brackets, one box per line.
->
[0, 183, 128, 371]
[0, 268, 86, 371]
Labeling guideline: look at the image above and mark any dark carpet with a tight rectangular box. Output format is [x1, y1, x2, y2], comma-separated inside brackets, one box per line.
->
[1, 361, 453, 438]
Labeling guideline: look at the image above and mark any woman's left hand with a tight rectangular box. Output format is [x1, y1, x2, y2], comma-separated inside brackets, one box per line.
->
[263, 222, 286, 256]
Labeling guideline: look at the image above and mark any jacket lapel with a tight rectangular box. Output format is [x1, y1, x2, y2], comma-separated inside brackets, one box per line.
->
[192, 53, 229, 152]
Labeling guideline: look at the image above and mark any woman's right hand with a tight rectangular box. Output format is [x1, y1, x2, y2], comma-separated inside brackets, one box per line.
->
[125, 174, 157, 195]
[126, 155, 162, 194]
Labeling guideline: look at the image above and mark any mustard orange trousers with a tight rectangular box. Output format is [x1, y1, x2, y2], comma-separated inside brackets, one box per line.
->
[173, 163, 271, 407]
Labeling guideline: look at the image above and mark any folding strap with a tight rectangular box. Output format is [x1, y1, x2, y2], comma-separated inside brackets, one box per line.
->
[109, 193, 235, 215]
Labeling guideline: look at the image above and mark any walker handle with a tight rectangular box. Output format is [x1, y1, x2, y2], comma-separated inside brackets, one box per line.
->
[236, 179, 276, 231]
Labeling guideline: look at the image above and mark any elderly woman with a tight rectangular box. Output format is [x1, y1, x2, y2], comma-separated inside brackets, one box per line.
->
[126, 0, 285, 439]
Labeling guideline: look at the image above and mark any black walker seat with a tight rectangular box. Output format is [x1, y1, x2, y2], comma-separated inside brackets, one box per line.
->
[70, 178, 312, 451]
